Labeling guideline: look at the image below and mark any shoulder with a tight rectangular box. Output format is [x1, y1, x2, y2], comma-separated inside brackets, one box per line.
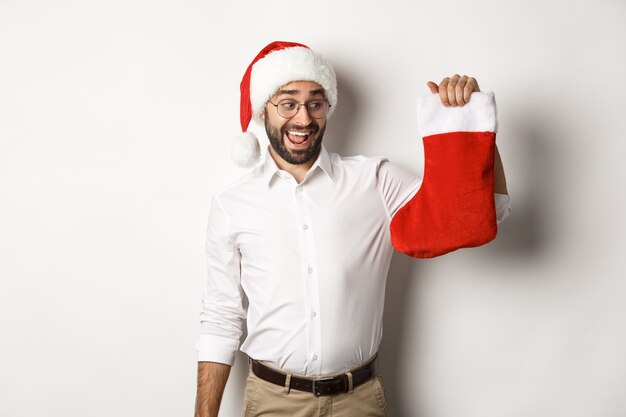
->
[328, 151, 417, 180]
[329, 151, 388, 170]
[210, 167, 264, 204]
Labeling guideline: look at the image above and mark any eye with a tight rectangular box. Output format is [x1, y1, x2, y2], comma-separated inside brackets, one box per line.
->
[279, 100, 297, 111]
[307, 101, 323, 110]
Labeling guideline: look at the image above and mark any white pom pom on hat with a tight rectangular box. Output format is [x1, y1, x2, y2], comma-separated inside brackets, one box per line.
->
[231, 131, 261, 168]
[232, 41, 338, 168]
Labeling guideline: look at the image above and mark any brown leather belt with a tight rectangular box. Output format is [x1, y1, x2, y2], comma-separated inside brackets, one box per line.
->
[250, 354, 378, 397]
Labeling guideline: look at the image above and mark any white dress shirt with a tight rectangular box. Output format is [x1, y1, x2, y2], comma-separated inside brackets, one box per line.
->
[196, 145, 511, 376]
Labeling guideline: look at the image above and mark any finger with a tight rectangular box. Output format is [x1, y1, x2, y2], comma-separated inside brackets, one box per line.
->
[439, 77, 450, 106]
[427, 81, 439, 94]
[447, 74, 460, 106]
[471, 77, 480, 92]
[456, 75, 468, 106]
[463, 83, 473, 103]
[463, 77, 480, 103]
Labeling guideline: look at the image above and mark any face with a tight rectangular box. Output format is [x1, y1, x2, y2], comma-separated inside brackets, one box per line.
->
[262, 80, 327, 166]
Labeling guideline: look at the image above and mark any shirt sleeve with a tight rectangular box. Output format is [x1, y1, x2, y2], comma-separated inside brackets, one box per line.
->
[376, 160, 422, 219]
[195, 196, 245, 365]
[495, 192, 511, 224]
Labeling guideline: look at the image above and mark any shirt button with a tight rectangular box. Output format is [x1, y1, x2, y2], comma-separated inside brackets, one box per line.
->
[303, 224, 309, 230]
[311, 311, 317, 318]
[296, 187, 303, 193]
[307, 266, 313, 274]
[312, 354, 318, 361]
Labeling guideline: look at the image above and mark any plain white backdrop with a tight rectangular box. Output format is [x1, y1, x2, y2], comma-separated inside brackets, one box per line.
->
[1, 0, 625, 416]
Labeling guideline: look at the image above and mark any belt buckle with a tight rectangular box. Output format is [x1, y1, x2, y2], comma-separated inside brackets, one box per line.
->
[312, 377, 338, 397]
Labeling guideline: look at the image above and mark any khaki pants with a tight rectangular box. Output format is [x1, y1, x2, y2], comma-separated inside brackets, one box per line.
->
[242, 370, 388, 417]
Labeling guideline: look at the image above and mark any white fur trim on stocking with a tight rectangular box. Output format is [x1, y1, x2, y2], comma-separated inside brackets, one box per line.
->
[416, 91, 497, 138]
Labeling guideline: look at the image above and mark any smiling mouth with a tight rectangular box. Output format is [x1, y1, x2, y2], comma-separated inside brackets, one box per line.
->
[285, 130, 312, 145]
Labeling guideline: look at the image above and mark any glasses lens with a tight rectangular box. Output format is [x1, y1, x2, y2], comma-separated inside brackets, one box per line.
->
[277, 100, 298, 118]
[276, 100, 328, 118]
[306, 101, 327, 119]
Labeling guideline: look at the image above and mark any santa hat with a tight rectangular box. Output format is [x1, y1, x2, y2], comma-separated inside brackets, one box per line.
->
[231, 41, 338, 167]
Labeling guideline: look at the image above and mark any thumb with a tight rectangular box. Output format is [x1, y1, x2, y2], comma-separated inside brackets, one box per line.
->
[426, 81, 439, 94]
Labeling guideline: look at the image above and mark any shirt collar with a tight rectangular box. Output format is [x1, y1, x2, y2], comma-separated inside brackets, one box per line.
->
[261, 145, 334, 187]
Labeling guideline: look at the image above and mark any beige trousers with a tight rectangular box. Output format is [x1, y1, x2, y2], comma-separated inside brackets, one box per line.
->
[242, 369, 388, 417]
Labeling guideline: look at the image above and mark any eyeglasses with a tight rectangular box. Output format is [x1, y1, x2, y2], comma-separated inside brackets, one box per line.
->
[267, 99, 331, 119]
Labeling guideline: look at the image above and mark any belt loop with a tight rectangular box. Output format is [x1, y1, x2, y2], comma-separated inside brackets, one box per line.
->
[345, 371, 354, 393]
[283, 373, 292, 395]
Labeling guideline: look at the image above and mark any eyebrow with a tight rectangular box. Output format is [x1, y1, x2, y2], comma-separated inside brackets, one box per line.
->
[275, 88, 326, 98]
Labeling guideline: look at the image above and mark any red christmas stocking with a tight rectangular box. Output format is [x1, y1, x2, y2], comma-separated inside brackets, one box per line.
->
[390, 92, 498, 258]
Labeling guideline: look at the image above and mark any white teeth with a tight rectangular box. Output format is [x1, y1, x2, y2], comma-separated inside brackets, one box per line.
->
[288, 131, 309, 136]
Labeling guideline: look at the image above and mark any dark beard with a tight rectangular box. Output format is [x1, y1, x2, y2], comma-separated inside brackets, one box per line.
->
[265, 117, 325, 165]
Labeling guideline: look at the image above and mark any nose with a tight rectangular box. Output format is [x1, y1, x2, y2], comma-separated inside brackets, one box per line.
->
[291, 103, 313, 125]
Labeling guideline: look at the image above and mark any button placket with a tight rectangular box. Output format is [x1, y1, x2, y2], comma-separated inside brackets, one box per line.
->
[294, 185, 323, 375]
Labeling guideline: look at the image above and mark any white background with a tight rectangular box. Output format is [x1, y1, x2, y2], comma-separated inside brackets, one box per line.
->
[1, 1, 625, 416]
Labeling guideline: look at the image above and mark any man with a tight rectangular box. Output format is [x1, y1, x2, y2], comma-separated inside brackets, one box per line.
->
[195, 41, 510, 417]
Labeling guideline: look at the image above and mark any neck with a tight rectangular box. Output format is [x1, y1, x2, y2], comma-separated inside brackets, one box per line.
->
[268, 147, 319, 184]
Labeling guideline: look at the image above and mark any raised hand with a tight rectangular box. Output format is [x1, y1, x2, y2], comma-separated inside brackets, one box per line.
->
[427, 74, 480, 107]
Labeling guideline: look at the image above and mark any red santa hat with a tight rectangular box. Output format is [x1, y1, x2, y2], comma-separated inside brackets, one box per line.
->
[232, 41, 338, 167]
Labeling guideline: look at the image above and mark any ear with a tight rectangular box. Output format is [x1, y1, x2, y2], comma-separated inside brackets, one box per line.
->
[260, 109, 266, 120]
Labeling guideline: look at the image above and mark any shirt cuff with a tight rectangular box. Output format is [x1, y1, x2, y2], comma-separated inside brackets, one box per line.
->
[495, 193, 511, 224]
[195, 334, 239, 365]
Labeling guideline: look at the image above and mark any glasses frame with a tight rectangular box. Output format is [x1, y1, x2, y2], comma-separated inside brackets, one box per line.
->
[267, 98, 331, 119]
